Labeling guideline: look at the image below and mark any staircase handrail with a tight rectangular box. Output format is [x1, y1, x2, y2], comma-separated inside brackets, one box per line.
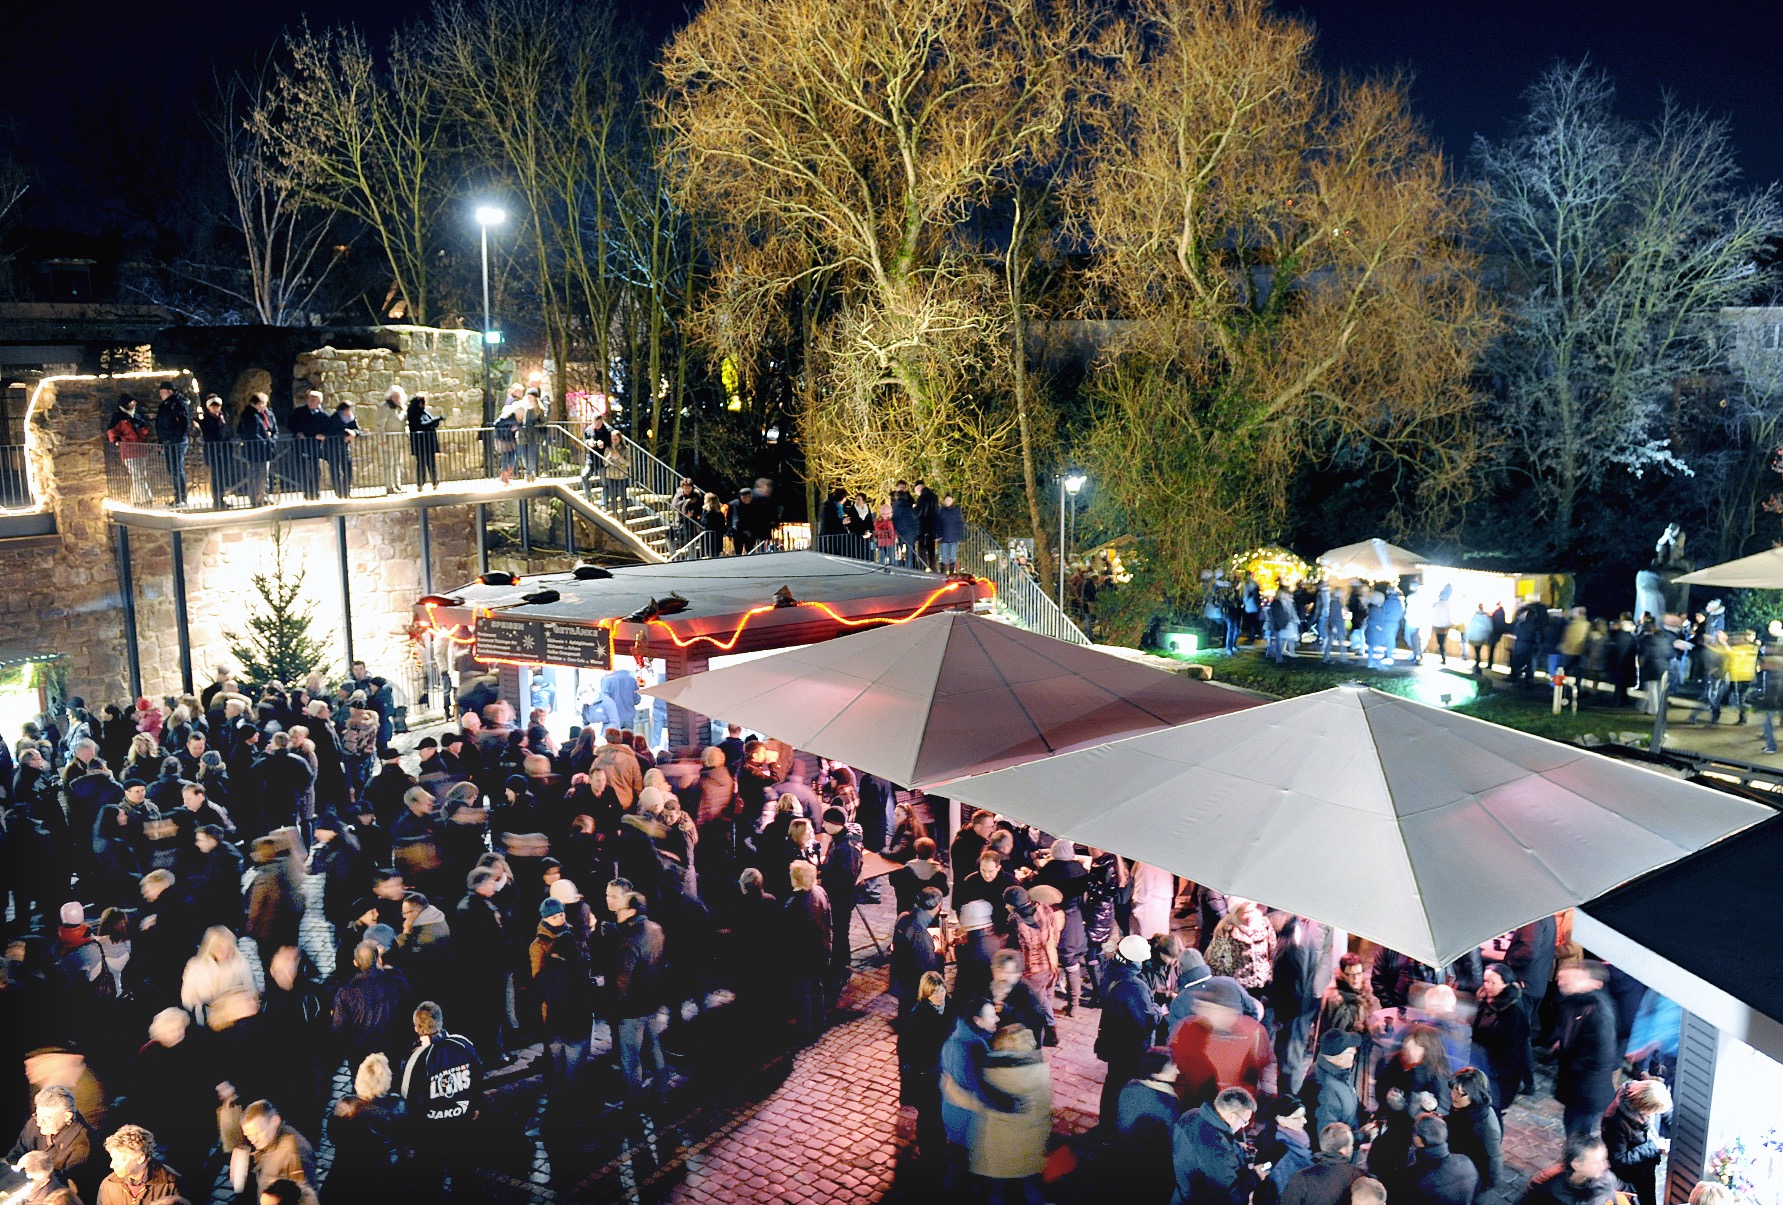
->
[961, 523, 1090, 645]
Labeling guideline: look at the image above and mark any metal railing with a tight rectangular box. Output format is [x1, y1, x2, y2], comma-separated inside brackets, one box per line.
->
[555, 425, 690, 555]
[963, 523, 1091, 645]
[0, 445, 29, 509]
[102, 423, 595, 512]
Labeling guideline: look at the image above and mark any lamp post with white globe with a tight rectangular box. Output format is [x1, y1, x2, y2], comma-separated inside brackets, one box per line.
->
[1059, 470, 1086, 606]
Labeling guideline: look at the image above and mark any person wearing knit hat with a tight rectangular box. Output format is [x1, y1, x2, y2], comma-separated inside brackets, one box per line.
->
[819, 800, 863, 998]
[953, 899, 1003, 1003]
[1097, 932, 1165, 1129]
[1169, 968, 1274, 1108]
[539, 897, 566, 920]
[1035, 837, 1091, 1015]
[1302, 1030, 1365, 1134]
[1002, 885, 1061, 1044]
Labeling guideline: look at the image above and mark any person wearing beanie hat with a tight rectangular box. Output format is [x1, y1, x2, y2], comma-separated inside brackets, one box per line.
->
[1170, 970, 1274, 1109]
[539, 897, 566, 920]
[819, 800, 863, 998]
[1034, 839, 1091, 1015]
[1097, 930, 1164, 1128]
[1259, 1092, 1316, 1202]
[953, 899, 1003, 1004]
[1302, 1029, 1365, 1134]
[530, 889, 595, 1094]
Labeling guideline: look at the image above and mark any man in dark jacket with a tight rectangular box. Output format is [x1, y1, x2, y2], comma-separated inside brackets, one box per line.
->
[245, 835, 303, 959]
[609, 888, 667, 1102]
[889, 885, 944, 1005]
[1518, 1136, 1620, 1205]
[1505, 913, 1557, 1026]
[400, 1000, 483, 1197]
[1300, 1031, 1363, 1134]
[1282, 1124, 1367, 1205]
[1554, 960, 1619, 1138]
[287, 390, 330, 500]
[531, 898, 595, 1095]
[1403, 1113, 1479, 1205]
[819, 807, 862, 998]
[153, 381, 192, 506]
[1271, 914, 1329, 1093]
[6, 1085, 99, 1202]
[332, 940, 413, 1073]
[1098, 935, 1164, 1131]
[911, 480, 939, 569]
[453, 867, 512, 1062]
[1172, 1087, 1265, 1205]
[781, 861, 832, 1041]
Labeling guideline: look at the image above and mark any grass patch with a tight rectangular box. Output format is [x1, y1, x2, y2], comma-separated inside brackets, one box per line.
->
[1183, 649, 1644, 746]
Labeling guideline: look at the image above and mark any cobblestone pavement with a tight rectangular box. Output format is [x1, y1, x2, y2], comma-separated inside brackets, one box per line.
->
[213, 881, 1571, 1204]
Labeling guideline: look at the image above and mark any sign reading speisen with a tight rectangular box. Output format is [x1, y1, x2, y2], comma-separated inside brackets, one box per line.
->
[474, 615, 612, 669]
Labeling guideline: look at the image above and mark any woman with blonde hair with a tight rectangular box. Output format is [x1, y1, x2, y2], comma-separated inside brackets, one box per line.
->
[180, 926, 258, 1029]
[1605, 1078, 1674, 1205]
[326, 1052, 407, 1199]
[124, 732, 161, 778]
[898, 970, 951, 1157]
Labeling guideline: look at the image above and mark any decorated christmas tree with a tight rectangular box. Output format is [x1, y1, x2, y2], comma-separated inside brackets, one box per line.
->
[227, 523, 333, 688]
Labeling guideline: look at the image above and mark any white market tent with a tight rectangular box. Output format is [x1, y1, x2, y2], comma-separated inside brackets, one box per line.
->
[1317, 538, 1430, 580]
[940, 684, 1770, 967]
[1674, 546, 1783, 588]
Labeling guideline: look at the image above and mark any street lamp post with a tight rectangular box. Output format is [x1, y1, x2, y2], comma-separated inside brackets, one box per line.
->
[1059, 470, 1086, 607]
[475, 206, 507, 448]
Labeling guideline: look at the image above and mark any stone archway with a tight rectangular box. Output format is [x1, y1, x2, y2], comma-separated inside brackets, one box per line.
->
[229, 368, 274, 417]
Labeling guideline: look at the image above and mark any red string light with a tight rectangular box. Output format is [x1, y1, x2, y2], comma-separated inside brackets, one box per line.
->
[444, 576, 989, 666]
[415, 601, 476, 647]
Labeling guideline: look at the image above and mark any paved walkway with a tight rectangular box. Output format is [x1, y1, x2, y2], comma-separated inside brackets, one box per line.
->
[220, 883, 1570, 1204]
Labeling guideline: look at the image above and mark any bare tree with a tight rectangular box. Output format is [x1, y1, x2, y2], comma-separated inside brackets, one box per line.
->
[1070, 0, 1490, 617]
[266, 22, 455, 324]
[660, 0, 1086, 505]
[204, 67, 343, 324]
[1475, 62, 1783, 556]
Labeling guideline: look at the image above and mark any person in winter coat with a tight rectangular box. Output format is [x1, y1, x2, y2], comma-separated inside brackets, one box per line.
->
[1448, 1066, 1505, 1194]
[1035, 840, 1091, 1013]
[1505, 914, 1557, 1024]
[531, 897, 596, 1094]
[1256, 1095, 1316, 1205]
[934, 494, 967, 573]
[1554, 960, 1619, 1138]
[7, 1085, 99, 1202]
[889, 485, 919, 567]
[246, 835, 304, 963]
[1402, 1113, 1480, 1205]
[608, 887, 668, 1098]
[106, 395, 159, 504]
[1172, 975, 1275, 1107]
[970, 1024, 1053, 1188]
[1602, 1079, 1671, 1205]
[400, 1000, 483, 1195]
[94, 1123, 184, 1205]
[780, 861, 831, 1042]
[1300, 1030, 1363, 1134]
[819, 806, 862, 997]
[151, 382, 193, 506]
[230, 1099, 319, 1205]
[198, 395, 235, 509]
[308, 813, 370, 936]
[1205, 898, 1276, 1000]
[1464, 605, 1497, 675]
[325, 1052, 407, 1202]
[1099, 935, 1165, 1127]
[187, 826, 246, 932]
[1114, 1050, 1186, 1201]
[453, 867, 512, 1061]
[897, 971, 951, 1158]
[1517, 1136, 1621, 1205]
[1317, 953, 1379, 1042]
[1282, 1124, 1367, 1205]
[890, 885, 945, 1005]
[1171, 1088, 1264, 1205]
[1130, 860, 1175, 943]
[1370, 1025, 1451, 1180]
[331, 940, 414, 1074]
[1473, 963, 1533, 1113]
[1428, 585, 1455, 664]
[939, 998, 1020, 1158]
[1271, 914, 1330, 1095]
[181, 925, 259, 1030]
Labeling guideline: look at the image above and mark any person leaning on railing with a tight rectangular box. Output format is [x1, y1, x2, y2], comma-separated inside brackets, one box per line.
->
[236, 393, 279, 507]
[406, 394, 442, 490]
[199, 394, 235, 510]
[105, 393, 155, 506]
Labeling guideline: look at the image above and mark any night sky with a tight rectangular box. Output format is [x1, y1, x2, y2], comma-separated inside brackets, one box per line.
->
[2, 0, 1779, 233]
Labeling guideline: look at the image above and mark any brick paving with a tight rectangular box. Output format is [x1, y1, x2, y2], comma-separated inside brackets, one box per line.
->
[210, 866, 1572, 1204]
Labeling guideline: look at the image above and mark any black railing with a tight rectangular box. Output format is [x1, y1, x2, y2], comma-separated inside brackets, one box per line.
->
[0, 445, 30, 509]
[102, 424, 588, 512]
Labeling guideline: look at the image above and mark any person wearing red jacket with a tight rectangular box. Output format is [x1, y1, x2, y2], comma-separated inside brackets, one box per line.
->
[1171, 976, 1276, 1107]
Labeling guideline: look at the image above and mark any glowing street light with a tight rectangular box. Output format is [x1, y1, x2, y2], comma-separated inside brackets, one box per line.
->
[1058, 469, 1087, 606]
[475, 205, 507, 435]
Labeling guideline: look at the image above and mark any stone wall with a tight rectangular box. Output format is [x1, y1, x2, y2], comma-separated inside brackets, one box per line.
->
[293, 326, 487, 427]
[0, 370, 200, 699]
[0, 344, 603, 708]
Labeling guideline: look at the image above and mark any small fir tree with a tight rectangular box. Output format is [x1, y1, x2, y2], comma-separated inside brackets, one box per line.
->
[227, 523, 333, 688]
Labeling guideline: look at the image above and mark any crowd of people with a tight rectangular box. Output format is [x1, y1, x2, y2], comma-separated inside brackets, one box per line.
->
[0, 655, 1722, 1204]
[1207, 573, 1778, 740]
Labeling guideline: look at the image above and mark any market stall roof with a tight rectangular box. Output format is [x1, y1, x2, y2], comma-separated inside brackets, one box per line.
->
[1576, 816, 1783, 1064]
[939, 683, 1771, 967]
[1674, 546, 1783, 588]
[642, 610, 1259, 789]
[1318, 538, 1430, 580]
[420, 552, 987, 662]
